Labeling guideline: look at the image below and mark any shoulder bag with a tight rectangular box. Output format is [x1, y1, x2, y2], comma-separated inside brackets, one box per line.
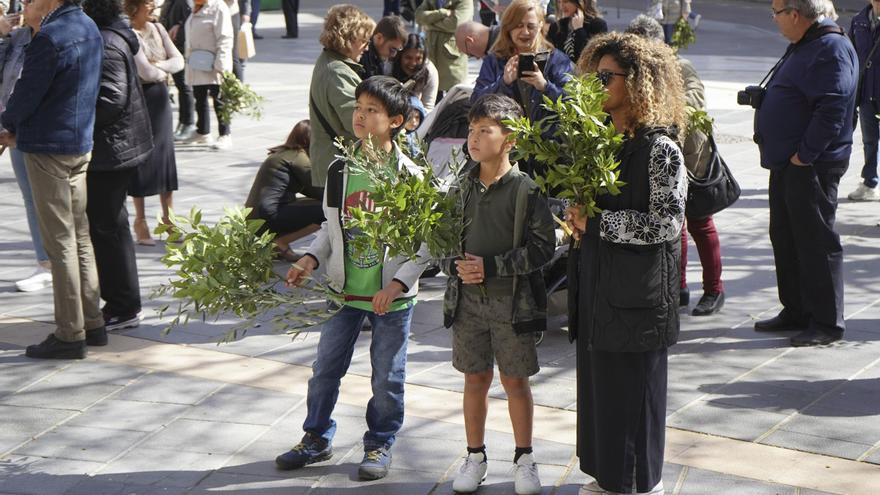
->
[686, 134, 741, 219]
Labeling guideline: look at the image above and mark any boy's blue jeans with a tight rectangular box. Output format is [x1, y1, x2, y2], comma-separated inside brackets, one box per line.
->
[303, 304, 413, 451]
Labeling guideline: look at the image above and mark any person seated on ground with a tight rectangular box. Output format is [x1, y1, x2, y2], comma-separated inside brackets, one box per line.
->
[455, 20, 501, 59]
[359, 15, 408, 79]
[244, 120, 325, 261]
[547, 0, 607, 64]
[392, 33, 439, 111]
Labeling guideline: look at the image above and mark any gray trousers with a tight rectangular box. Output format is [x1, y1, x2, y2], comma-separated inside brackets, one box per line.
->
[24, 152, 103, 342]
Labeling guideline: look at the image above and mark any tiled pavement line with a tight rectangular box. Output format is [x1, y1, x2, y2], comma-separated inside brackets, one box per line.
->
[2, 317, 879, 494]
[751, 343, 880, 448]
[1, 366, 149, 459]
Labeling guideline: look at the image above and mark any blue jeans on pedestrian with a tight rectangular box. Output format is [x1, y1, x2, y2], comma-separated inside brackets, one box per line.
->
[663, 23, 674, 44]
[859, 102, 880, 188]
[10, 147, 49, 263]
[303, 303, 413, 451]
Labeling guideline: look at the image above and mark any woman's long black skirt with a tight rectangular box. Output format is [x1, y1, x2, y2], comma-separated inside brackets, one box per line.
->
[577, 347, 668, 493]
[130, 82, 178, 197]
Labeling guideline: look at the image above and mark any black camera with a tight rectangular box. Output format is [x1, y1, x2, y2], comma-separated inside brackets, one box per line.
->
[737, 85, 766, 109]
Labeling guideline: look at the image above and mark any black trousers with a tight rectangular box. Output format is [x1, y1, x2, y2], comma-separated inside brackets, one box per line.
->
[768, 163, 846, 334]
[577, 348, 667, 493]
[172, 69, 194, 127]
[260, 199, 325, 235]
[281, 0, 298, 37]
[194, 84, 229, 136]
[86, 168, 141, 316]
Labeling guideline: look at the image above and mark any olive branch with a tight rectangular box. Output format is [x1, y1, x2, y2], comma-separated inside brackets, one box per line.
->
[505, 73, 626, 219]
[152, 207, 342, 343]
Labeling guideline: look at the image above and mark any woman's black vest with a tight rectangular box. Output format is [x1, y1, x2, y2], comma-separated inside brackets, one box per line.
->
[568, 126, 681, 352]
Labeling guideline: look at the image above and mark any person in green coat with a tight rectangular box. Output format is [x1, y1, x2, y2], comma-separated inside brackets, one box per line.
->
[308, 5, 375, 187]
[416, 0, 474, 92]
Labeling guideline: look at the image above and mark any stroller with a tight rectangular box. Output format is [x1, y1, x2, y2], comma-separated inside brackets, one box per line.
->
[418, 85, 570, 346]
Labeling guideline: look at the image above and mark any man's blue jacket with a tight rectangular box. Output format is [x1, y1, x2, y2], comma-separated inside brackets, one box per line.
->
[755, 19, 857, 170]
[1, 4, 103, 155]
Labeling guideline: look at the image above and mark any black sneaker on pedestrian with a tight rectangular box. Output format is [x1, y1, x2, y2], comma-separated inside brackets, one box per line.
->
[85, 326, 108, 346]
[692, 292, 724, 316]
[275, 433, 333, 470]
[790, 328, 843, 347]
[679, 286, 690, 307]
[358, 447, 392, 480]
[25, 334, 86, 360]
[104, 311, 143, 331]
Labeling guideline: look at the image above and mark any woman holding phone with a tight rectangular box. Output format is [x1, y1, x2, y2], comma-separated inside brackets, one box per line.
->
[471, 0, 573, 176]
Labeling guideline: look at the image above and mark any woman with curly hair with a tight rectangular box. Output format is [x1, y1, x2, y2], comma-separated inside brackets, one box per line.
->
[308, 4, 374, 186]
[564, 32, 687, 495]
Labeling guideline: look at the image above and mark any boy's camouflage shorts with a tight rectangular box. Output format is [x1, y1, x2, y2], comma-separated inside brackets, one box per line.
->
[452, 288, 539, 378]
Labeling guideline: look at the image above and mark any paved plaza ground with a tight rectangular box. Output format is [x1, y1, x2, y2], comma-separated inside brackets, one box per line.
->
[0, 1, 879, 493]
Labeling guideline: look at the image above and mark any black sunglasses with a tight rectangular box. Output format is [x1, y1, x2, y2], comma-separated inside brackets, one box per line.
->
[597, 70, 627, 86]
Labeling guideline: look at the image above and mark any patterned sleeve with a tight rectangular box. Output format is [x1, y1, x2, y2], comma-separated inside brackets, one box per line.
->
[599, 135, 687, 245]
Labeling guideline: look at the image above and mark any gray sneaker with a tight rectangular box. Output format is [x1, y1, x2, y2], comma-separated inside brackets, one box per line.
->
[358, 447, 392, 480]
[174, 124, 197, 142]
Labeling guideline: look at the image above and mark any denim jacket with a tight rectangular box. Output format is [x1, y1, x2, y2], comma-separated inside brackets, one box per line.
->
[0, 28, 31, 113]
[1, 4, 103, 155]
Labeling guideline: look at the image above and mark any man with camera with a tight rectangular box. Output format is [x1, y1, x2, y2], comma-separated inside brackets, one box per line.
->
[748, 0, 856, 347]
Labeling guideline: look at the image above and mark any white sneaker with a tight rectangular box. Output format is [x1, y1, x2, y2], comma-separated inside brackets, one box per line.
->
[579, 481, 608, 494]
[513, 453, 541, 495]
[212, 134, 232, 150]
[185, 132, 214, 145]
[174, 124, 197, 141]
[847, 183, 880, 201]
[15, 265, 52, 292]
[452, 452, 488, 493]
[636, 480, 664, 495]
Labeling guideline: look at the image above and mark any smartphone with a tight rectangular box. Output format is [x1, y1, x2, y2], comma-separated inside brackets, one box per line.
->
[535, 51, 550, 73]
[517, 53, 535, 79]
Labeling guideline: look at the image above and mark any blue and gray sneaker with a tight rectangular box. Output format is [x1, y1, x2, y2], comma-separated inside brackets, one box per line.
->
[275, 433, 333, 470]
[358, 446, 392, 480]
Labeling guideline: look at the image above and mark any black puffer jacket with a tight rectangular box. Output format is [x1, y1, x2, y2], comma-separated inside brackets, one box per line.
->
[91, 19, 153, 172]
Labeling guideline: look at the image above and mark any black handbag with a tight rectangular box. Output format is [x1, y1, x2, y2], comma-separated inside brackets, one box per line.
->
[686, 135, 741, 219]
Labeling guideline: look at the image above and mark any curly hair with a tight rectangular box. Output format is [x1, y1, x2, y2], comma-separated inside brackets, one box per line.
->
[82, 0, 124, 27]
[319, 4, 376, 56]
[577, 32, 687, 141]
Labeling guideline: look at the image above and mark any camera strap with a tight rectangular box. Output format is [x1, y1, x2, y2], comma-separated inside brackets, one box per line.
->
[760, 23, 846, 89]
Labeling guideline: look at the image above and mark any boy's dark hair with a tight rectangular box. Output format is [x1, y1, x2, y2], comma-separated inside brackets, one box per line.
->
[374, 15, 408, 42]
[355, 76, 412, 137]
[468, 94, 524, 132]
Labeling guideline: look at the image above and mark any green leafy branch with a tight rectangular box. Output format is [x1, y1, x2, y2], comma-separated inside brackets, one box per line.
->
[686, 105, 714, 137]
[152, 207, 342, 342]
[505, 73, 625, 218]
[340, 139, 466, 263]
[218, 71, 264, 125]
[671, 17, 696, 52]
